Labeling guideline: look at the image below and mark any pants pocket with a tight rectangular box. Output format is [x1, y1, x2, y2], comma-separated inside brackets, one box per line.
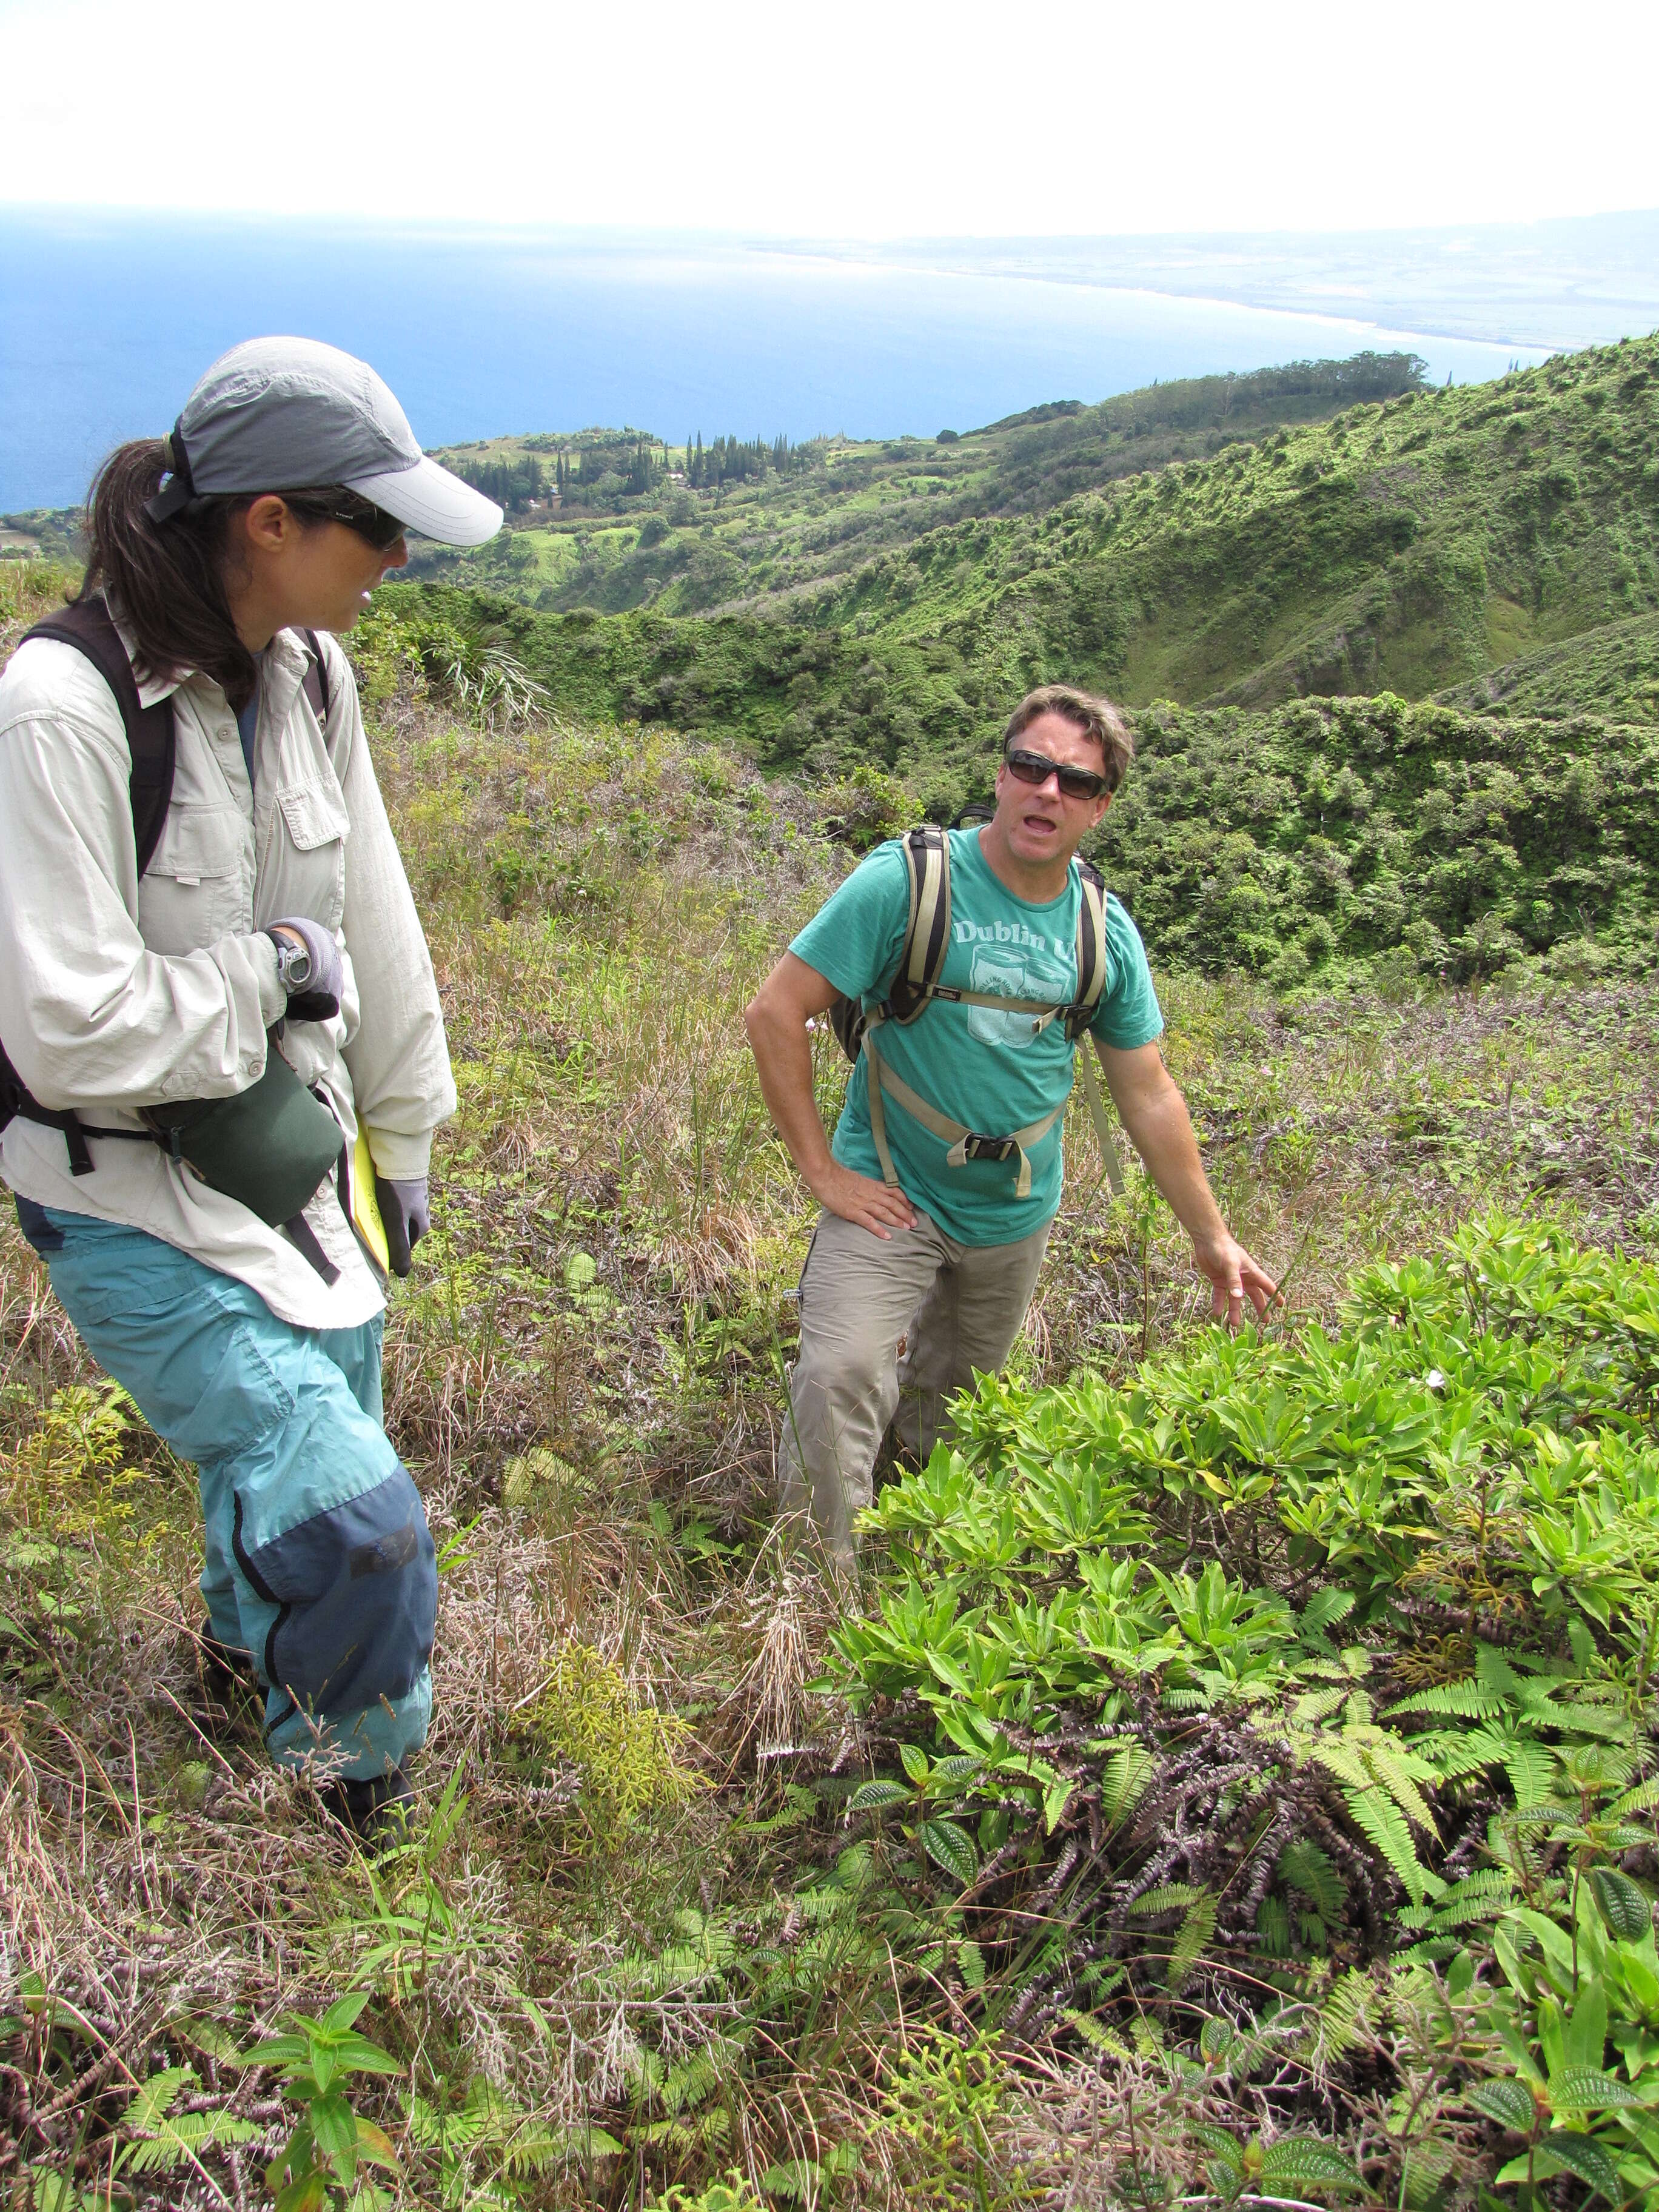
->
[233, 1466, 437, 1717]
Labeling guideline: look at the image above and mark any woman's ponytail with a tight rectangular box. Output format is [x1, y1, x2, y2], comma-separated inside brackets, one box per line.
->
[80, 442, 257, 706]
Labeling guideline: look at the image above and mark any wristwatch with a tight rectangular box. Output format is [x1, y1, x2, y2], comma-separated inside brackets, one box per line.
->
[269, 933, 314, 993]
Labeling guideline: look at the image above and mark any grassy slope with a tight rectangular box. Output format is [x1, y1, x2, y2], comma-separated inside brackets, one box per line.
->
[1434, 605, 1659, 723]
[5, 569, 1659, 2205]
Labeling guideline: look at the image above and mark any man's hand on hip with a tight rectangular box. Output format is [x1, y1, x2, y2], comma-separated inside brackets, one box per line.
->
[1191, 1232, 1277, 1332]
[811, 1161, 917, 1239]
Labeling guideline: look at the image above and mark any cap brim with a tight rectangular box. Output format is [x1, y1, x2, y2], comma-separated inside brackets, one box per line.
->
[343, 455, 503, 547]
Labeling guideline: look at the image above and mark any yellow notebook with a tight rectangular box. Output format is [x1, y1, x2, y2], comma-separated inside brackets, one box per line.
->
[349, 1124, 391, 1274]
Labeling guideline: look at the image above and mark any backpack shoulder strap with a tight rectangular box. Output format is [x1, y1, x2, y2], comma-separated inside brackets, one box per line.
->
[1065, 856, 1110, 1044]
[22, 595, 176, 877]
[300, 628, 330, 723]
[887, 825, 951, 1023]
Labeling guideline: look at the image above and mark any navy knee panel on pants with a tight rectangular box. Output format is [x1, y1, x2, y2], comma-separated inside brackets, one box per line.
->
[232, 1466, 437, 1715]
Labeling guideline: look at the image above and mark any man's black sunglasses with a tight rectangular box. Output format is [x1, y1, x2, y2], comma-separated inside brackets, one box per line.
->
[282, 488, 409, 552]
[1004, 745, 1110, 802]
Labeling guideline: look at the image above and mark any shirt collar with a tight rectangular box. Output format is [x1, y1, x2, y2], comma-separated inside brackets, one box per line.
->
[112, 608, 312, 711]
[106, 606, 188, 710]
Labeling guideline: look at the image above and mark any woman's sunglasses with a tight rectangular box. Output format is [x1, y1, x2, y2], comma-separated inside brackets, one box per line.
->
[281, 488, 409, 552]
[1003, 746, 1110, 802]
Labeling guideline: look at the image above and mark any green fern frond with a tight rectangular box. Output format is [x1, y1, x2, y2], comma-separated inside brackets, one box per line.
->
[1410, 1729, 1500, 1778]
[1310, 1740, 1375, 1795]
[1256, 1894, 1293, 1957]
[1426, 1869, 1520, 1930]
[121, 2111, 260, 2174]
[1475, 1644, 1530, 1701]
[1314, 1968, 1373, 2061]
[1366, 1742, 1441, 1837]
[1062, 2007, 1133, 2059]
[1279, 1838, 1347, 1923]
[1385, 1680, 1504, 1720]
[1168, 1889, 1219, 1992]
[121, 2067, 196, 2133]
[1128, 1882, 1205, 1916]
[1293, 1686, 1350, 1724]
[1502, 1740, 1558, 1808]
[1346, 1786, 1441, 1906]
[1099, 1744, 1155, 1826]
[1612, 1774, 1659, 1818]
[791, 1885, 857, 1926]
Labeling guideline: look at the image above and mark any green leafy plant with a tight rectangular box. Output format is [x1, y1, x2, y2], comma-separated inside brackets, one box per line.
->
[235, 1994, 400, 2211]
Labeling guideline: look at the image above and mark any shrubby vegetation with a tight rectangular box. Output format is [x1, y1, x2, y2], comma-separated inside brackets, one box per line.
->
[1093, 692, 1659, 986]
[401, 354, 1429, 618]
[1436, 611, 1659, 728]
[834, 1213, 1659, 2202]
[5, 329, 1659, 2205]
[349, 591, 1659, 991]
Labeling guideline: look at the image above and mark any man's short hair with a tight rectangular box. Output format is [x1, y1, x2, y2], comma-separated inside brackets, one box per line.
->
[1003, 684, 1135, 793]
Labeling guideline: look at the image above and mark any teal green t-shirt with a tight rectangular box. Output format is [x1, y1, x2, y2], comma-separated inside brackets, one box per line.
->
[791, 828, 1163, 1245]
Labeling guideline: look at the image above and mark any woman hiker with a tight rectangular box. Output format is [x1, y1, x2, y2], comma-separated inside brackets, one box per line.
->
[0, 337, 502, 1835]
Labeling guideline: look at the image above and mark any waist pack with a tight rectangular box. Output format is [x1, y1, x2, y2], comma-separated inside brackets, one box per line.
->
[0, 595, 344, 1270]
[142, 1039, 346, 1228]
[827, 825, 1125, 1202]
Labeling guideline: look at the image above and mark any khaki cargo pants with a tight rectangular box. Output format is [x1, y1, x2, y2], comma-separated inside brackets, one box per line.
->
[779, 1207, 1051, 1568]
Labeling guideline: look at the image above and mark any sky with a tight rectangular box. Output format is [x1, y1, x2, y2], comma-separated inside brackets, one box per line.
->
[3, 0, 1657, 240]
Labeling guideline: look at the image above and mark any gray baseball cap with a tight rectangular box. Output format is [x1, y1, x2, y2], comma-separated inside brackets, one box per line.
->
[148, 335, 503, 546]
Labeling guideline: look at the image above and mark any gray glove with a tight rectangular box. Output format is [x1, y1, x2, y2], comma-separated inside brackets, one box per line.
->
[375, 1176, 431, 1277]
[266, 916, 343, 1022]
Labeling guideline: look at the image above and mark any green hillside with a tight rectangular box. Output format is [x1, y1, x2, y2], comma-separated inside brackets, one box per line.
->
[412, 352, 1428, 617]
[1434, 606, 1659, 722]
[393, 333, 1659, 801]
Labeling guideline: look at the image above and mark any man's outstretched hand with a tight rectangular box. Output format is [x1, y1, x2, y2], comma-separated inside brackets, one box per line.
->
[1191, 1233, 1278, 1332]
[811, 1162, 917, 1240]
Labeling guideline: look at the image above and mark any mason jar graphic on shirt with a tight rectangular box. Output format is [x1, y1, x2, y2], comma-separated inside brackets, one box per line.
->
[967, 941, 1048, 1046]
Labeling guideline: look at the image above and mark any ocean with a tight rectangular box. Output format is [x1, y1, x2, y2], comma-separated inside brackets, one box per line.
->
[0, 209, 1557, 512]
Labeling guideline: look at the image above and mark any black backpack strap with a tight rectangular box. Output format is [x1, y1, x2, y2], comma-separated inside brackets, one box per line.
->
[22, 595, 176, 877]
[1064, 857, 1110, 1044]
[885, 826, 952, 1024]
[5, 597, 178, 1161]
[299, 628, 330, 724]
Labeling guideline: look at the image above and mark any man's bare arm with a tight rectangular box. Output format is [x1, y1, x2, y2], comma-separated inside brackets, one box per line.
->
[1095, 1037, 1276, 1329]
[743, 953, 917, 1239]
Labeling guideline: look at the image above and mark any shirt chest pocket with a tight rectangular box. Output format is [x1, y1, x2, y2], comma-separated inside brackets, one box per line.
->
[136, 805, 248, 955]
[270, 779, 350, 930]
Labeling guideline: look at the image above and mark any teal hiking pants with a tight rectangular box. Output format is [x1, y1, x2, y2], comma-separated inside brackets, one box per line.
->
[17, 1199, 435, 1781]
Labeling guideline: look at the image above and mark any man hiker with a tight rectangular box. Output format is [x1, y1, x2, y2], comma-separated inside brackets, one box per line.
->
[744, 684, 1276, 1569]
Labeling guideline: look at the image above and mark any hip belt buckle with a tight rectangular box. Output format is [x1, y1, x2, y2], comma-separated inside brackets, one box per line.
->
[960, 1131, 1017, 1163]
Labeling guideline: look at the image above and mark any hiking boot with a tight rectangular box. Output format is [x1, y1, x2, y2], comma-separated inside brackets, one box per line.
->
[197, 1632, 254, 1701]
[318, 1766, 415, 1846]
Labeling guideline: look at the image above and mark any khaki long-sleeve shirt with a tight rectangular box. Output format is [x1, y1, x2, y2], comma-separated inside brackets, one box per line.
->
[0, 612, 455, 1329]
